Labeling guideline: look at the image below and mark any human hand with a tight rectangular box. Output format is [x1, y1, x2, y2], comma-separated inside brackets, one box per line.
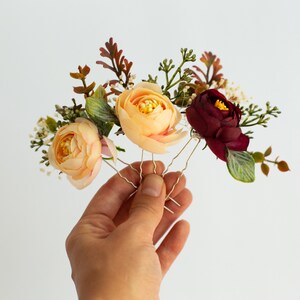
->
[66, 161, 192, 300]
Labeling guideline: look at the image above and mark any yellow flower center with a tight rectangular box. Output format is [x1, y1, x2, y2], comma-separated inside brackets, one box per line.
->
[59, 135, 73, 158]
[214, 99, 229, 111]
[138, 99, 160, 114]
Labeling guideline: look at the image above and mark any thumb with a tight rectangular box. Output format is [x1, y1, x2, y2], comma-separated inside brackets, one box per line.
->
[128, 174, 166, 234]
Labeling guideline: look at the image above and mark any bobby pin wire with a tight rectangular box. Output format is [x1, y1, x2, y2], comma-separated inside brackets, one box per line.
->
[164, 138, 201, 204]
[105, 152, 175, 213]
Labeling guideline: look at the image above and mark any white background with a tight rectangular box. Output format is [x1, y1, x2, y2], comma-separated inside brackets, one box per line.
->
[1, 0, 300, 299]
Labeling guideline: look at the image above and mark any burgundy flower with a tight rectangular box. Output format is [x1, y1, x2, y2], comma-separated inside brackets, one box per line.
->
[186, 89, 249, 161]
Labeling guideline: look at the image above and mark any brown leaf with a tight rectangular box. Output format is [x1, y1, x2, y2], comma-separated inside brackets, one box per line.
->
[264, 146, 272, 157]
[96, 61, 114, 71]
[277, 161, 290, 172]
[200, 51, 216, 67]
[70, 72, 85, 80]
[85, 82, 96, 94]
[261, 163, 270, 176]
[81, 65, 90, 76]
[73, 86, 86, 94]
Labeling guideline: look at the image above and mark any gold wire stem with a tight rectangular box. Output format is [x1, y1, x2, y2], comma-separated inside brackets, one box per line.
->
[168, 196, 181, 207]
[165, 138, 201, 202]
[139, 149, 144, 184]
[162, 137, 193, 176]
[117, 158, 140, 175]
[151, 153, 157, 174]
[104, 155, 174, 214]
[164, 205, 174, 214]
[103, 159, 138, 189]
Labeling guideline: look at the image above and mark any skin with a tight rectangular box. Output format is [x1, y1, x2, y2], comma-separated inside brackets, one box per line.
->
[66, 161, 192, 300]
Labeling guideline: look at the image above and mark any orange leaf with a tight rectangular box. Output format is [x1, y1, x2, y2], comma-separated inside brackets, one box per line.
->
[261, 163, 270, 176]
[73, 86, 86, 94]
[81, 65, 90, 76]
[277, 161, 290, 172]
[70, 72, 85, 80]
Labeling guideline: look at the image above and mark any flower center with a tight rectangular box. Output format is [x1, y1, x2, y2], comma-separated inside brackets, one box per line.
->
[214, 99, 229, 111]
[59, 135, 73, 158]
[138, 99, 160, 114]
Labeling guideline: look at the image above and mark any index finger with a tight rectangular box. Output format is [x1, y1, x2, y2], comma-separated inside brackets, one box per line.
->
[82, 160, 164, 220]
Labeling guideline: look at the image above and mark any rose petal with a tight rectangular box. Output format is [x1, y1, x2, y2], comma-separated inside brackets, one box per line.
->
[68, 158, 102, 189]
[216, 127, 242, 143]
[206, 138, 227, 161]
[226, 133, 250, 151]
[135, 82, 163, 93]
[101, 136, 118, 163]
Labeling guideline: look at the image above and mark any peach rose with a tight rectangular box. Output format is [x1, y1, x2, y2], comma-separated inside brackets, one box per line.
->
[48, 118, 115, 189]
[116, 82, 186, 153]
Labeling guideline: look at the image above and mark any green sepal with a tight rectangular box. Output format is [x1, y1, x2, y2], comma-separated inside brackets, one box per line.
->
[226, 149, 255, 183]
[85, 85, 120, 136]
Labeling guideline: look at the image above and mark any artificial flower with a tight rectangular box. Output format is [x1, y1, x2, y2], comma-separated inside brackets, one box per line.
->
[48, 118, 114, 189]
[186, 89, 249, 161]
[115, 82, 186, 153]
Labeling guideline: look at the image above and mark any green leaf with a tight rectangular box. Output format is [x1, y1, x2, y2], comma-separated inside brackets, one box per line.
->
[226, 149, 255, 183]
[45, 116, 57, 133]
[116, 146, 126, 152]
[85, 85, 120, 136]
[98, 122, 115, 137]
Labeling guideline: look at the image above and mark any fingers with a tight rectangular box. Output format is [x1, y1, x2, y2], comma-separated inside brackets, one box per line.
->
[156, 220, 190, 277]
[127, 174, 166, 237]
[153, 172, 192, 244]
[154, 188, 192, 244]
[82, 161, 164, 219]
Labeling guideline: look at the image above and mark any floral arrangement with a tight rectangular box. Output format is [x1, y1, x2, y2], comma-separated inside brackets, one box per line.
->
[30, 38, 289, 196]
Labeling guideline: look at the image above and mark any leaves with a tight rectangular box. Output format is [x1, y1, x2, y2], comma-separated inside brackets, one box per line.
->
[226, 149, 255, 183]
[264, 146, 272, 157]
[240, 102, 281, 128]
[70, 65, 95, 97]
[261, 163, 270, 176]
[85, 85, 119, 136]
[45, 116, 57, 133]
[251, 146, 290, 176]
[277, 161, 290, 172]
[191, 51, 223, 87]
[55, 99, 86, 123]
[96, 37, 133, 89]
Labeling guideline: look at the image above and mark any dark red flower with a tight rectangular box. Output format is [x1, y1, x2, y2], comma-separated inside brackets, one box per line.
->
[186, 89, 249, 161]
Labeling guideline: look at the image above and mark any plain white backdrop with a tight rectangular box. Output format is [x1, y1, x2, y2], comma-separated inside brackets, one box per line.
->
[1, 0, 299, 299]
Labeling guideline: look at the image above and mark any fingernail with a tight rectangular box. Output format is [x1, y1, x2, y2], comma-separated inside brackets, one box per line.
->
[142, 174, 164, 197]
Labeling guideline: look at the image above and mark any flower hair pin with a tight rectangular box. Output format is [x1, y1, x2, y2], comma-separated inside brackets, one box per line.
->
[30, 38, 289, 212]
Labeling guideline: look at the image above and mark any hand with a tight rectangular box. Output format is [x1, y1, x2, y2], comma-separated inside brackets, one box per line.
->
[66, 161, 192, 300]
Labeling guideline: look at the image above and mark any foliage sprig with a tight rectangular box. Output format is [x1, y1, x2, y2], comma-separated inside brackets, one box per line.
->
[70, 65, 95, 98]
[240, 102, 281, 128]
[96, 37, 133, 93]
[252, 146, 290, 176]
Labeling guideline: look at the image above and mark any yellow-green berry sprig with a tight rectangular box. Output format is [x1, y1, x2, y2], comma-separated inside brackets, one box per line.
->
[30, 117, 56, 167]
[55, 99, 87, 124]
[252, 146, 290, 176]
[158, 48, 196, 97]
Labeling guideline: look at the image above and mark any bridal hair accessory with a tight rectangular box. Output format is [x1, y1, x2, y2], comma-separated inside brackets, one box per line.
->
[30, 38, 289, 212]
